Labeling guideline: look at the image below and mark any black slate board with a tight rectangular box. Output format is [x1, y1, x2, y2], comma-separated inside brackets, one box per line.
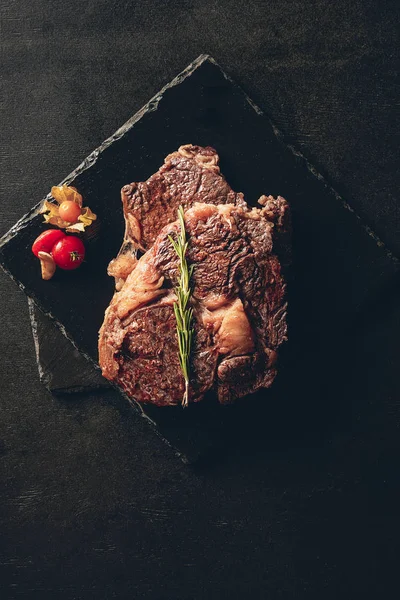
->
[1, 54, 398, 463]
[28, 298, 111, 394]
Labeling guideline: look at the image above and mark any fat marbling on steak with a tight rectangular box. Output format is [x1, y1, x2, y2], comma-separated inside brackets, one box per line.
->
[109, 144, 257, 290]
[99, 197, 289, 406]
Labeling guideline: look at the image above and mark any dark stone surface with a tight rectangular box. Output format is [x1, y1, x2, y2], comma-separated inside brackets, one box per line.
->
[1, 55, 397, 465]
[28, 299, 110, 394]
[1, 2, 399, 599]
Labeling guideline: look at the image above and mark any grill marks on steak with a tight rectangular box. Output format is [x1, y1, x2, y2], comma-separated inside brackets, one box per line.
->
[99, 202, 288, 406]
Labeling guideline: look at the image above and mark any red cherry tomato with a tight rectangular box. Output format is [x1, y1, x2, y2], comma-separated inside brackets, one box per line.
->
[52, 236, 85, 270]
[58, 200, 82, 223]
[32, 229, 66, 257]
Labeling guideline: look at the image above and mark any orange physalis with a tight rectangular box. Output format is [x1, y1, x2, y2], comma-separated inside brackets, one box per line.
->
[40, 185, 97, 233]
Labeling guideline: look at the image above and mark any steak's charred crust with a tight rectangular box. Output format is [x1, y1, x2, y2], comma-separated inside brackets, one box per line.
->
[109, 145, 246, 290]
[99, 169, 290, 407]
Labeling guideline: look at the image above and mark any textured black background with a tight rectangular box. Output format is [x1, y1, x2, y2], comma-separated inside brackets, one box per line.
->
[1, 1, 399, 599]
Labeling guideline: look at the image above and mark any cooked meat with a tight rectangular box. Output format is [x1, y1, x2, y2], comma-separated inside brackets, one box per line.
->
[99, 201, 289, 406]
[109, 144, 246, 290]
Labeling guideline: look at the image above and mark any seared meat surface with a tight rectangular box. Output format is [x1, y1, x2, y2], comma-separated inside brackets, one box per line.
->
[108, 144, 248, 290]
[99, 195, 289, 406]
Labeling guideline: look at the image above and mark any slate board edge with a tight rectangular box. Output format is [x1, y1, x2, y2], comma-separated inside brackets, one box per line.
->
[0, 53, 397, 263]
[0, 53, 212, 248]
[212, 61, 399, 265]
[0, 52, 397, 464]
[29, 297, 48, 385]
[28, 298, 111, 394]
[26, 300, 189, 464]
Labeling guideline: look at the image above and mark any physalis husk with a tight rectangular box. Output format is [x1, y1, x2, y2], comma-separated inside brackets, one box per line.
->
[40, 185, 97, 233]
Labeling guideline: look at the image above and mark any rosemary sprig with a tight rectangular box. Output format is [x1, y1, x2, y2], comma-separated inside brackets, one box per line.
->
[168, 206, 194, 408]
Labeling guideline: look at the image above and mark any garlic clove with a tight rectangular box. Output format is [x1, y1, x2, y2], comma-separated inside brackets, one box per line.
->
[37, 251, 56, 280]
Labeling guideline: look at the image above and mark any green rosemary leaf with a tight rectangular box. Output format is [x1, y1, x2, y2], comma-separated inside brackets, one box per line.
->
[169, 206, 194, 408]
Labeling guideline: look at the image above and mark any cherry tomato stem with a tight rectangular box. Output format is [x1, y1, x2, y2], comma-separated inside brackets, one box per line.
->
[52, 236, 85, 270]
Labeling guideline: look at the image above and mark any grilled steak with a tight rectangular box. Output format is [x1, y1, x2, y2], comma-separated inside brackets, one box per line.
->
[99, 200, 289, 407]
[108, 144, 247, 290]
